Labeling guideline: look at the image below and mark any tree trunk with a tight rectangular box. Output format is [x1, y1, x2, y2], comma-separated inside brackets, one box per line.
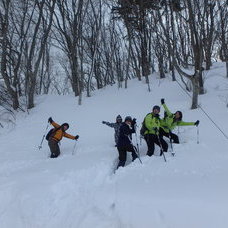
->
[71, 57, 80, 97]
[205, 52, 212, 70]
[0, 0, 20, 110]
[158, 58, 165, 79]
[198, 70, 204, 95]
[226, 62, 228, 78]
[27, 72, 36, 109]
[191, 76, 199, 109]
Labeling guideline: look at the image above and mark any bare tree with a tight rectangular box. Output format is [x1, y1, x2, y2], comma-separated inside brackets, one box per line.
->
[0, 0, 20, 110]
[169, 0, 208, 108]
[217, 0, 228, 77]
[53, 0, 89, 104]
[83, 0, 103, 97]
[37, 39, 53, 95]
[24, 0, 56, 109]
[0, 84, 15, 128]
[201, 1, 216, 70]
[0, 0, 56, 110]
[112, 0, 157, 91]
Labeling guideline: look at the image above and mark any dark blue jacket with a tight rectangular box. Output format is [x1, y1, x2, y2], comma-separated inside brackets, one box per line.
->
[117, 122, 135, 147]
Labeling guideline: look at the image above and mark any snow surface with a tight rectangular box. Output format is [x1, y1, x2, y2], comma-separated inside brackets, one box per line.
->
[1, 62, 228, 228]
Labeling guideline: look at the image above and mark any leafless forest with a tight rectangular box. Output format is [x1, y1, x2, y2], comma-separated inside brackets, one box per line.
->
[0, 0, 227, 125]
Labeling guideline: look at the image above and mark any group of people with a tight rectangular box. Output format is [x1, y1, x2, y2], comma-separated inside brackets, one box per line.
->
[46, 99, 199, 171]
[103, 99, 199, 169]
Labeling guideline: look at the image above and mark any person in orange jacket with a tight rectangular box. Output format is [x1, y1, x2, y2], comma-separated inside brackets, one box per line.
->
[47, 117, 79, 158]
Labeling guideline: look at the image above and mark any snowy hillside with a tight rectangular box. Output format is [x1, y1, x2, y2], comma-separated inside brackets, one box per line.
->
[1, 63, 228, 228]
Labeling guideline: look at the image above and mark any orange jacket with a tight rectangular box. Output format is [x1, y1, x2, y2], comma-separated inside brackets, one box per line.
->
[50, 121, 75, 142]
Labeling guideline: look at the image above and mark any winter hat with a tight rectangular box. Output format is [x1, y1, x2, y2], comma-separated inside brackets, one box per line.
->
[116, 115, 122, 121]
[175, 111, 183, 121]
[61, 123, 69, 129]
[124, 116, 132, 122]
[153, 105, 160, 111]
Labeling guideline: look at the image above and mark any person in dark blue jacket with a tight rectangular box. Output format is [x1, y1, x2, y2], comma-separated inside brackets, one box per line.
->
[116, 116, 138, 169]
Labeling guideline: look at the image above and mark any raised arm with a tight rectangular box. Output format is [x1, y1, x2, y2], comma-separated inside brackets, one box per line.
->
[161, 99, 172, 117]
[102, 121, 116, 128]
[48, 117, 60, 128]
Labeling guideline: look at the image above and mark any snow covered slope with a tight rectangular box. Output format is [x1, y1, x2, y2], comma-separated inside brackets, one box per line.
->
[0, 63, 228, 228]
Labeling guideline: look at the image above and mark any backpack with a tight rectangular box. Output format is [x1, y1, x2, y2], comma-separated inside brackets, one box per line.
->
[46, 127, 61, 141]
[140, 113, 150, 137]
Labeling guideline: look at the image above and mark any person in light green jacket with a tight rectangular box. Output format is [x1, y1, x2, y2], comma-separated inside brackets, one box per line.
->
[143, 105, 168, 156]
[160, 99, 199, 144]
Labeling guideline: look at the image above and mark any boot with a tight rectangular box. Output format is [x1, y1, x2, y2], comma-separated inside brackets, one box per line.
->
[50, 153, 57, 158]
[117, 160, 125, 169]
[160, 150, 163, 156]
[132, 152, 138, 161]
[147, 151, 153, 157]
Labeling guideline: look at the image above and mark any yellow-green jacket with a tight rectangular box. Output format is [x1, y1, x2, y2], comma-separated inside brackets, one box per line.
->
[144, 113, 161, 135]
[161, 104, 195, 133]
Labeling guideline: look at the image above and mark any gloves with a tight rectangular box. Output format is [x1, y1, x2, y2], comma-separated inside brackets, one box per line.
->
[194, 120, 200, 126]
[102, 121, 106, 124]
[131, 118, 136, 130]
[75, 135, 79, 140]
[154, 113, 159, 118]
[153, 127, 158, 133]
[48, 117, 53, 123]
[161, 98, 165, 104]
[131, 118, 136, 126]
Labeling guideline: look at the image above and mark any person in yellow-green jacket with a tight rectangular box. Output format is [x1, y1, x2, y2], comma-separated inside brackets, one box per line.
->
[143, 105, 168, 156]
[160, 99, 200, 144]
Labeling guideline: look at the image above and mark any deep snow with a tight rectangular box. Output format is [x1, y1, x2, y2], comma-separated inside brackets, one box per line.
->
[0, 63, 228, 228]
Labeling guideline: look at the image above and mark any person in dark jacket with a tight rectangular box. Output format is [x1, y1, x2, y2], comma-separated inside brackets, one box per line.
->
[143, 106, 168, 156]
[160, 99, 200, 143]
[48, 117, 79, 158]
[116, 116, 138, 169]
[102, 115, 122, 146]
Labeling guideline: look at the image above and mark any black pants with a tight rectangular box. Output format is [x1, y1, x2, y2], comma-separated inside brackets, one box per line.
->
[144, 134, 168, 156]
[159, 128, 179, 144]
[117, 144, 138, 168]
[48, 139, 60, 158]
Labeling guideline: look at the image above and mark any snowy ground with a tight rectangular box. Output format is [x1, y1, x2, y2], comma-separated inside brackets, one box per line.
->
[1, 62, 228, 228]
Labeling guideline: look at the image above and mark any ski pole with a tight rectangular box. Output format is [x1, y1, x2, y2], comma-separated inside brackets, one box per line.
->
[133, 145, 142, 164]
[135, 132, 140, 153]
[197, 126, 199, 144]
[72, 140, 77, 155]
[169, 131, 174, 156]
[157, 134, 167, 162]
[134, 124, 142, 164]
[140, 135, 142, 145]
[134, 133, 142, 164]
[38, 122, 49, 150]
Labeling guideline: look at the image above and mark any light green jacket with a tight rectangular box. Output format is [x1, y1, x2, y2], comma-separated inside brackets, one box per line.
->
[144, 113, 161, 135]
[161, 104, 195, 133]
